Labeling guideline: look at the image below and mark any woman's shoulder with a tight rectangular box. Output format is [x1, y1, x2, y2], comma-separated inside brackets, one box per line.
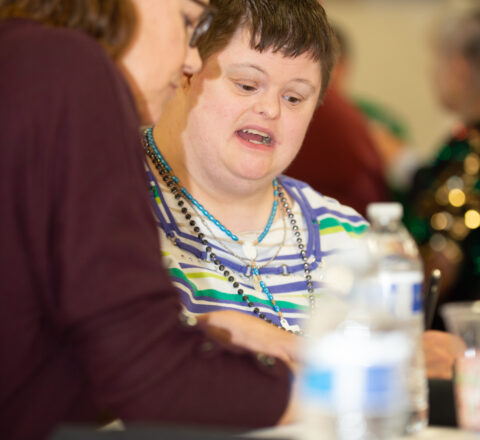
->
[0, 18, 117, 83]
[280, 174, 368, 238]
[280, 175, 365, 218]
[0, 18, 131, 127]
[2, 18, 105, 55]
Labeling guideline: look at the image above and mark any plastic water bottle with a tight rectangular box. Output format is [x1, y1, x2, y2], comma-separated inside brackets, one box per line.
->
[300, 202, 427, 439]
[364, 202, 428, 434]
[300, 294, 411, 440]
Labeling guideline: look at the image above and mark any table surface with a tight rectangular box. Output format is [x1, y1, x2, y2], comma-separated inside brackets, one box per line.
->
[101, 420, 480, 439]
[246, 425, 480, 439]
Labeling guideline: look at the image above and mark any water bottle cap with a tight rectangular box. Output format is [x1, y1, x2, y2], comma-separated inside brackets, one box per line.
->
[367, 202, 403, 224]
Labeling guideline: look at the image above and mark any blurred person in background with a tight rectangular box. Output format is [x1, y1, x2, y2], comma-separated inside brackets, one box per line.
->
[400, 7, 480, 330]
[328, 25, 419, 194]
[0, 1, 298, 439]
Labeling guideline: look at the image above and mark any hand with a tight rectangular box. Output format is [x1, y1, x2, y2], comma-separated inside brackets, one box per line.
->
[196, 311, 300, 369]
[423, 330, 466, 380]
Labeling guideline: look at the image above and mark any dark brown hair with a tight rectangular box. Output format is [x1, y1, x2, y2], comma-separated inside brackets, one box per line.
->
[197, 0, 338, 100]
[0, 0, 136, 58]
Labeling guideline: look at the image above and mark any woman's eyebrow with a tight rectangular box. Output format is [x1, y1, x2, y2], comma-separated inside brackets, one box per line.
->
[227, 63, 267, 74]
[227, 64, 316, 92]
[289, 78, 316, 92]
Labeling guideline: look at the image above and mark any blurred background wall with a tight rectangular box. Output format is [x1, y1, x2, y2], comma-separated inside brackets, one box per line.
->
[324, 0, 478, 160]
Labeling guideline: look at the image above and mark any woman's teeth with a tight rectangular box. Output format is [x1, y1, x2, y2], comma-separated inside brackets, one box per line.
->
[239, 129, 272, 146]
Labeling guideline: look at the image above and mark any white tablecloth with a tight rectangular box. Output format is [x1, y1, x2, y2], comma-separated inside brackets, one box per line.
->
[103, 420, 480, 439]
[246, 425, 480, 439]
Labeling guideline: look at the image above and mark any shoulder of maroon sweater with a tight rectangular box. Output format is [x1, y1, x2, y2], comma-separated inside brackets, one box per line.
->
[0, 18, 136, 132]
[0, 18, 121, 81]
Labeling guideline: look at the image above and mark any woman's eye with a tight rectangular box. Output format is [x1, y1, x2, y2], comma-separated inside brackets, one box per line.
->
[236, 83, 257, 92]
[284, 94, 302, 104]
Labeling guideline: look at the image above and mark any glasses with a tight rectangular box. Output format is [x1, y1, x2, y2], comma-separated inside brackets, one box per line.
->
[188, 0, 216, 48]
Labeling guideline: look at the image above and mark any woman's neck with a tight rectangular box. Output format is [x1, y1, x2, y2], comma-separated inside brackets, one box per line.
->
[190, 181, 277, 235]
[151, 122, 280, 235]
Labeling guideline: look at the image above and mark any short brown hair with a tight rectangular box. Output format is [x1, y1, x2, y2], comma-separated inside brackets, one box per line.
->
[0, 0, 136, 58]
[197, 0, 338, 100]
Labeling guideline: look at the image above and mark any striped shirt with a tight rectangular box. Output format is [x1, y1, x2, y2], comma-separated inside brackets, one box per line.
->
[147, 168, 368, 332]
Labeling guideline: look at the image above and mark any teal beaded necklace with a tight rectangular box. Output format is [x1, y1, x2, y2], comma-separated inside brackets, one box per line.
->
[145, 126, 279, 246]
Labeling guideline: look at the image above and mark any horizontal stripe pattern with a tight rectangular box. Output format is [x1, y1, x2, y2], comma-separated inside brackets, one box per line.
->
[147, 166, 368, 331]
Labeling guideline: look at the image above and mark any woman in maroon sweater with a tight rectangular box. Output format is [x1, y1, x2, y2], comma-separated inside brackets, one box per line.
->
[0, 1, 293, 439]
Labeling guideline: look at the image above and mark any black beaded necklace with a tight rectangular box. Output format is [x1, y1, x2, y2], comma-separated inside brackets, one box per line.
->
[143, 127, 316, 334]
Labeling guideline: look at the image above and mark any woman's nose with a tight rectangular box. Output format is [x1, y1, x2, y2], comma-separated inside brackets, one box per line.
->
[253, 92, 281, 119]
[183, 45, 203, 76]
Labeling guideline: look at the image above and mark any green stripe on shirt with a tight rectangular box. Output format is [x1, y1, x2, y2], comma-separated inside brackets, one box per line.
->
[318, 217, 368, 236]
[169, 267, 308, 311]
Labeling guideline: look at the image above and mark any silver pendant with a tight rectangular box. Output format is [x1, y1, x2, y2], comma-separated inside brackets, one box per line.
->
[252, 275, 262, 292]
[280, 318, 301, 333]
[242, 241, 257, 260]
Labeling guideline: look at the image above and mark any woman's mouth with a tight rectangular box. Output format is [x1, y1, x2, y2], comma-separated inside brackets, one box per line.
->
[236, 128, 273, 146]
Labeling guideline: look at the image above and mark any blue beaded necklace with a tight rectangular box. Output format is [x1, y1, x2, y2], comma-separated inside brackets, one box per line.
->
[145, 126, 279, 246]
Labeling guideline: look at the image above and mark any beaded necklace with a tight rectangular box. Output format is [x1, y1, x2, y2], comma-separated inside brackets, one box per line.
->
[144, 127, 316, 333]
[184, 185, 288, 270]
[145, 127, 277, 245]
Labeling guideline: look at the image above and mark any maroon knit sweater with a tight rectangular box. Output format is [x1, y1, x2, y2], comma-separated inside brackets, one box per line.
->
[0, 19, 290, 440]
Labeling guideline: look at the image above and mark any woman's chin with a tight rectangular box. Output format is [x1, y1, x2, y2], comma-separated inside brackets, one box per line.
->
[230, 167, 276, 188]
[143, 88, 178, 125]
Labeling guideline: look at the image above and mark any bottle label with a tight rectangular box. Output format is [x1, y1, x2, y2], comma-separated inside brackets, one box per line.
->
[302, 364, 404, 414]
[301, 331, 410, 416]
[379, 271, 423, 317]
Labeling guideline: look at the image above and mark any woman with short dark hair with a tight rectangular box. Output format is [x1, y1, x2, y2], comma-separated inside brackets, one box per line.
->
[144, 0, 365, 334]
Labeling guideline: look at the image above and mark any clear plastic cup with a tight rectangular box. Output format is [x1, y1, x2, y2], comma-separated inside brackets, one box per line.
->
[440, 301, 480, 431]
[440, 301, 480, 348]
